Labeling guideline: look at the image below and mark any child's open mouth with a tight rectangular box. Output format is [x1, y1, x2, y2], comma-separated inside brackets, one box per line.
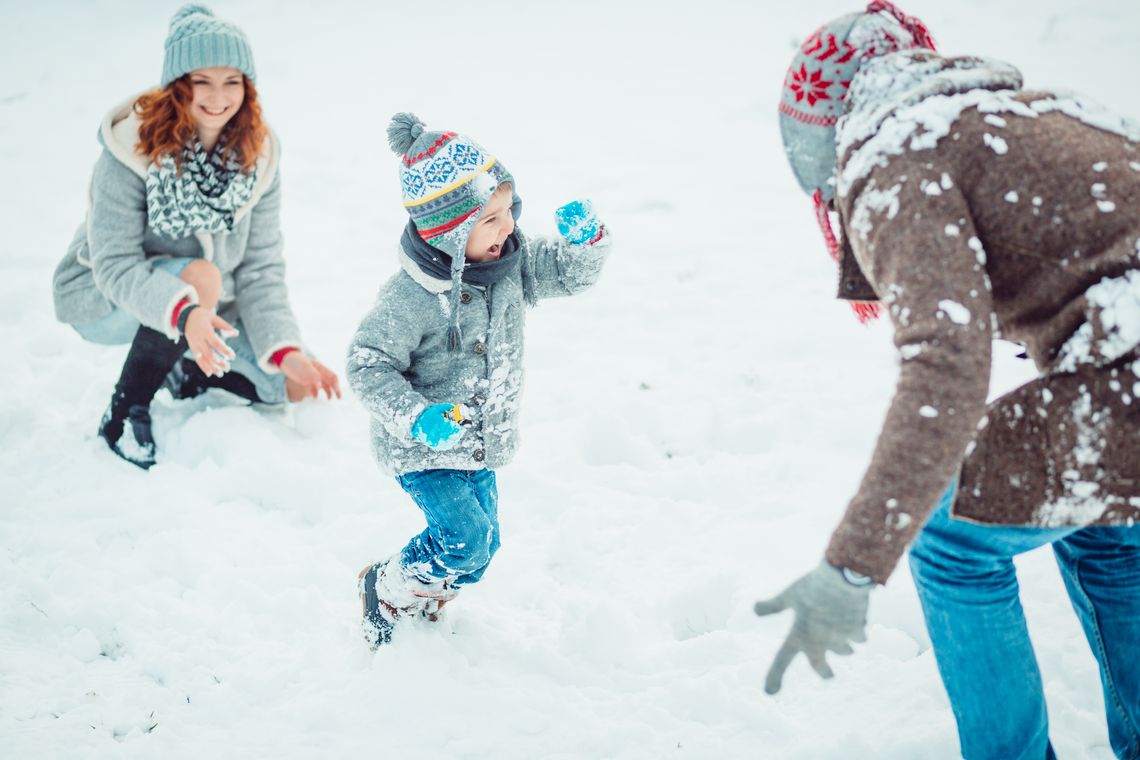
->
[487, 243, 501, 257]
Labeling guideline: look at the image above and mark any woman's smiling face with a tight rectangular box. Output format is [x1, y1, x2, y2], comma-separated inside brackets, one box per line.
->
[187, 67, 245, 134]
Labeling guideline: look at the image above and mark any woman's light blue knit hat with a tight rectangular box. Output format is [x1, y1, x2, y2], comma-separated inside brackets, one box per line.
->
[161, 4, 256, 87]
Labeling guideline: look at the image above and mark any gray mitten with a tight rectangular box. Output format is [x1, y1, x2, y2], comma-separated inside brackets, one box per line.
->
[754, 559, 872, 694]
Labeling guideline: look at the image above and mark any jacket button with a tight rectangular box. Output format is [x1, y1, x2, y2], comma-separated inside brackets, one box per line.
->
[473, 342, 486, 355]
[473, 449, 486, 462]
[460, 292, 472, 304]
[844, 279, 858, 292]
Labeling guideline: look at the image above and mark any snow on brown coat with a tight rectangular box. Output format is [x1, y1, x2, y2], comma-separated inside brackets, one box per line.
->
[825, 52, 1140, 582]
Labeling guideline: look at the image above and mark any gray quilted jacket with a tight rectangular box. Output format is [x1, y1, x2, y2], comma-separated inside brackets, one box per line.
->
[52, 94, 302, 371]
[347, 233, 609, 475]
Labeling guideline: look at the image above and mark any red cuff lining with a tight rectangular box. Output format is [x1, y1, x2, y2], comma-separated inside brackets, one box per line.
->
[586, 226, 605, 245]
[171, 297, 191, 328]
[270, 347, 300, 367]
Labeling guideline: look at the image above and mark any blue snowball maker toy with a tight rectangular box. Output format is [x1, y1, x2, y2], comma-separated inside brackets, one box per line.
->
[555, 199, 600, 245]
[411, 403, 468, 450]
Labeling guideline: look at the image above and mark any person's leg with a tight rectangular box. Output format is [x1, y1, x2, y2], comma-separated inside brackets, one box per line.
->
[908, 484, 1077, 760]
[1053, 526, 1140, 759]
[178, 258, 220, 309]
[98, 325, 188, 469]
[450, 469, 499, 586]
[166, 319, 285, 405]
[397, 469, 496, 584]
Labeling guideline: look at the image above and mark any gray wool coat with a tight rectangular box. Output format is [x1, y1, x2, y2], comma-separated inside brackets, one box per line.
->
[52, 95, 302, 371]
[347, 233, 609, 475]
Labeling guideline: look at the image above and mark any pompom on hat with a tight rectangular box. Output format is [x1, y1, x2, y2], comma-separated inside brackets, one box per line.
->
[778, 0, 936, 322]
[161, 4, 256, 87]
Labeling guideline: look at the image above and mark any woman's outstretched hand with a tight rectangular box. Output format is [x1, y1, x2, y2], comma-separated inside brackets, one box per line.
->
[281, 351, 342, 400]
[184, 307, 237, 377]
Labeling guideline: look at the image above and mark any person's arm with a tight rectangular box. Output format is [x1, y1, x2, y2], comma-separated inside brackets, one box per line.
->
[756, 162, 995, 694]
[231, 172, 304, 373]
[524, 201, 610, 300]
[87, 152, 198, 340]
[346, 280, 433, 442]
[828, 167, 995, 583]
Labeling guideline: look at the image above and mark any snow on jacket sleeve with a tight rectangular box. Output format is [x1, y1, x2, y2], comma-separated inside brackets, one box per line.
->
[827, 162, 994, 583]
[346, 279, 431, 442]
[525, 230, 610, 300]
[87, 150, 197, 340]
[231, 173, 304, 373]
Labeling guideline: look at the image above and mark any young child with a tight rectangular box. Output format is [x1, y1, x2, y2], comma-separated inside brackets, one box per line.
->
[347, 113, 610, 648]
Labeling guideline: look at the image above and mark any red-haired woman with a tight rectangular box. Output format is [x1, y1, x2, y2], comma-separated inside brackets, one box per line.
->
[53, 4, 339, 469]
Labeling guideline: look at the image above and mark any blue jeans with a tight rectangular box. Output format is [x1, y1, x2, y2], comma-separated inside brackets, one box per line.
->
[71, 258, 286, 404]
[396, 469, 500, 587]
[909, 485, 1140, 760]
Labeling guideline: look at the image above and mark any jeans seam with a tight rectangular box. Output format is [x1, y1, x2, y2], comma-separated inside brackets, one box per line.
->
[1064, 557, 1140, 754]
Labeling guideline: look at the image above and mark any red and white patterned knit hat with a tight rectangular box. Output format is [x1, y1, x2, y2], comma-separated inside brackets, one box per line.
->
[778, 1, 936, 321]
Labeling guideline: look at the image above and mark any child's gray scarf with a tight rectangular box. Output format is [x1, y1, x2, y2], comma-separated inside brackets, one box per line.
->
[400, 221, 538, 351]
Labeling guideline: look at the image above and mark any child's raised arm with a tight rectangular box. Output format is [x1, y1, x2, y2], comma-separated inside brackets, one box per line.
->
[524, 200, 610, 301]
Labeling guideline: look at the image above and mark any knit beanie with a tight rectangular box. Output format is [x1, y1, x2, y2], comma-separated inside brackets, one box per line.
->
[778, 0, 936, 321]
[161, 4, 256, 87]
[389, 113, 514, 261]
[388, 112, 521, 349]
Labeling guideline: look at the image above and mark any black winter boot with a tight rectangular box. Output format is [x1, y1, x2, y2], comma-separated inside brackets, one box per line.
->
[164, 358, 262, 403]
[98, 326, 187, 470]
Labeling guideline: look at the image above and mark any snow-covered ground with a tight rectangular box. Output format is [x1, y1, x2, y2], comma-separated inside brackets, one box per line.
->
[2, 1, 1137, 757]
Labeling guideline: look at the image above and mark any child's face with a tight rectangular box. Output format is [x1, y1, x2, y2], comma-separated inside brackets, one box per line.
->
[464, 184, 515, 263]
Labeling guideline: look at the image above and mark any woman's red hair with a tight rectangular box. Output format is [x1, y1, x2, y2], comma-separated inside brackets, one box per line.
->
[134, 75, 267, 174]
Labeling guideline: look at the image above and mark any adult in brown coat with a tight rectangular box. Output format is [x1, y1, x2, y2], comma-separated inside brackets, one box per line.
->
[756, 4, 1140, 758]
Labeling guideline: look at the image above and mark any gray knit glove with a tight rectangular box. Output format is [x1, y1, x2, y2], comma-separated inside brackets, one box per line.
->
[754, 560, 872, 694]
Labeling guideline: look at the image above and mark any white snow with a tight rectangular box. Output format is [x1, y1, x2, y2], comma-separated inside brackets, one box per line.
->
[944, 223, 960, 237]
[983, 114, 1007, 128]
[985, 133, 1010, 155]
[938, 300, 972, 325]
[1004, 190, 1019, 202]
[919, 405, 940, 418]
[1, 2, 1134, 759]
[967, 236, 987, 265]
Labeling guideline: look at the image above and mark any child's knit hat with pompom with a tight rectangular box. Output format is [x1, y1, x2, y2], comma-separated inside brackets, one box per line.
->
[161, 4, 256, 87]
[388, 113, 527, 351]
[388, 112, 514, 264]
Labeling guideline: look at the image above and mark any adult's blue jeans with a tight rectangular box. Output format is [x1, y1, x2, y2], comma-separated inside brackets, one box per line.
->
[396, 469, 500, 587]
[909, 485, 1140, 760]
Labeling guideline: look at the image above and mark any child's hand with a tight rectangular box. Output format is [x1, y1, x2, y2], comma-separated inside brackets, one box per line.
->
[411, 403, 469, 450]
[555, 199, 603, 245]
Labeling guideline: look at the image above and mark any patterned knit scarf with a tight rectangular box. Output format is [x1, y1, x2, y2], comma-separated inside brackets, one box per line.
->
[146, 137, 256, 240]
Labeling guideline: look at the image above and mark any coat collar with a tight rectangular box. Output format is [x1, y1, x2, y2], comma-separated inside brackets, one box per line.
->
[99, 92, 279, 225]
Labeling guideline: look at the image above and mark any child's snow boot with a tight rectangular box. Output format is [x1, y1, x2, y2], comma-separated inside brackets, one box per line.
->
[358, 556, 456, 648]
[98, 325, 187, 469]
[421, 580, 459, 623]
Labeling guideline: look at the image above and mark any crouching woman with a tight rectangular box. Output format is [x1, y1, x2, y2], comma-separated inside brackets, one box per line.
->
[52, 4, 338, 469]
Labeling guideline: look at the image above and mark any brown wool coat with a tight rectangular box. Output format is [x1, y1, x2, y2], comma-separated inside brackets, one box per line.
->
[825, 55, 1140, 583]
